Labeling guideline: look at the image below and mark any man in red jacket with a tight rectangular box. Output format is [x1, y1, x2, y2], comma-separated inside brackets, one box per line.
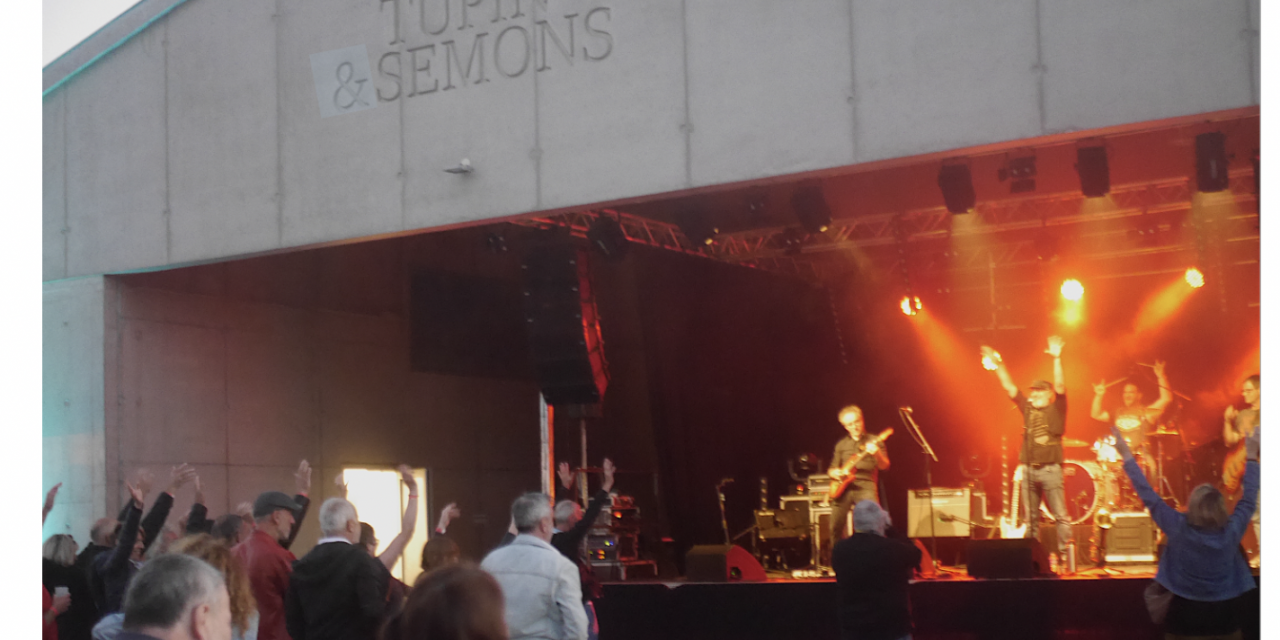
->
[234, 486, 307, 640]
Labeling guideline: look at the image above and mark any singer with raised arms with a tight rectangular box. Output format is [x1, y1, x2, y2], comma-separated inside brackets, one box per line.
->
[827, 405, 891, 547]
[980, 336, 1072, 564]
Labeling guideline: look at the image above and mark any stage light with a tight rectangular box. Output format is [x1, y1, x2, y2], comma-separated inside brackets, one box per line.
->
[1185, 267, 1205, 289]
[981, 353, 1000, 371]
[900, 296, 922, 316]
[1076, 145, 1110, 197]
[675, 210, 719, 246]
[586, 214, 630, 261]
[1195, 132, 1228, 193]
[1060, 279, 1084, 301]
[791, 183, 832, 234]
[937, 163, 976, 214]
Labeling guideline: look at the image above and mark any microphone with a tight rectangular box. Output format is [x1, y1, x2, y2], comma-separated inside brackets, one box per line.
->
[900, 406, 914, 413]
[938, 513, 954, 522]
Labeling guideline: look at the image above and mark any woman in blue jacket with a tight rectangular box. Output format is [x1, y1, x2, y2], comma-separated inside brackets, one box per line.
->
[1111, 424, 1259, 639]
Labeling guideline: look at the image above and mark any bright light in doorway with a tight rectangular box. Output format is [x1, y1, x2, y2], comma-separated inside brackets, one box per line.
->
[341, 467, 429, 586]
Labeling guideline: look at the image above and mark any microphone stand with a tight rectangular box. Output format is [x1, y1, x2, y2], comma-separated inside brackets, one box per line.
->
[716, 479, 733, 546]
[901, 409, 957, 577]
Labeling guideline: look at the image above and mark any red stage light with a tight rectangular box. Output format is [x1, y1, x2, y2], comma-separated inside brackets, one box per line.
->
[900, 296, 921, 316]
[1060, 279, 1084, 301]
[1185, 268, 1205, 288]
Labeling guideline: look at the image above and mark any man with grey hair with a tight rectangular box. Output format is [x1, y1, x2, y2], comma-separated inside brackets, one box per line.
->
[286, 497, 387, 640]
[832, 500, 921, 640]
[114, 554, 231, 640]
[482, 492, 588, 640]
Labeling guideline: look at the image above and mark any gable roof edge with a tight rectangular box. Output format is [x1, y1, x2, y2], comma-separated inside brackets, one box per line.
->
[43, 0, 193, 97]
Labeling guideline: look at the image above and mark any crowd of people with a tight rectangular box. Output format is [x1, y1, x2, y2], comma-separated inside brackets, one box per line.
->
[40, 392, 1262, 640]
[41, 457, 616, 640]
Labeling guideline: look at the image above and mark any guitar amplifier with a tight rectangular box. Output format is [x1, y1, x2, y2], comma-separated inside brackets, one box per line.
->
[907, 488, 971, 538]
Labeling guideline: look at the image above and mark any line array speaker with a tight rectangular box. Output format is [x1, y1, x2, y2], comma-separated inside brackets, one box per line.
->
[522, 239, 609, 406]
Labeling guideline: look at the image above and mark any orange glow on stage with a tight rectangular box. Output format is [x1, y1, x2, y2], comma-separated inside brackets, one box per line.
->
[900, 296, 921, 316]
[1130, 274, 1197, 337]
[905, 307, 1015, 443]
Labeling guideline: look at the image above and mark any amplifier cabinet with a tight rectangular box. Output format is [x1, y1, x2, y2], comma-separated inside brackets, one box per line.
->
[907, 488, 971, 538]
[586, 532, 638, 562]
[1104, 512, 1155, 564]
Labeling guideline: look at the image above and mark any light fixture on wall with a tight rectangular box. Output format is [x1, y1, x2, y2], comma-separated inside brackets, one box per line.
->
[1076, 144, 1110, 197]
[937, 162, 975, 214]
[445, 158, 474, 174]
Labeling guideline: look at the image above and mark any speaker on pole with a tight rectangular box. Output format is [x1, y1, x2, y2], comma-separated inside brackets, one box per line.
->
[522, 236, 609, 406]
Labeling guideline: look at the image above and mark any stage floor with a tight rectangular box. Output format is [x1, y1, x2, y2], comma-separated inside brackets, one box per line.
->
[596, 566, 1261, 640]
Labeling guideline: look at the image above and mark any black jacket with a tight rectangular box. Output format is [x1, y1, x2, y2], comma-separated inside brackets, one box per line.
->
[286, 541, 387, 640]
[551, 489, 610, 602]
[43, 558, 99, 640]
[831, 528, 922, 640]
[92, 492, 175, 614]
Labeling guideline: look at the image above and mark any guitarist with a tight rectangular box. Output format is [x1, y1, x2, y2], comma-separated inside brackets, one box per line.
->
[827, 405, 890, 547]
[980, 336, 1072, 565]
[1222, 374, 1260, 565]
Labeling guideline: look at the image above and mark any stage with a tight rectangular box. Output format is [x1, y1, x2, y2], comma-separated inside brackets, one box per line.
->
[595, 568, 1262, 640]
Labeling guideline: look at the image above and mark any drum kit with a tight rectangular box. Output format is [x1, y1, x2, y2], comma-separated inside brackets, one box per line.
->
[1037, 428, 1184, 524]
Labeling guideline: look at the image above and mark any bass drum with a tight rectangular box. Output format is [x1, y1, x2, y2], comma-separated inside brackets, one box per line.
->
[1040, 460, 1102, 525]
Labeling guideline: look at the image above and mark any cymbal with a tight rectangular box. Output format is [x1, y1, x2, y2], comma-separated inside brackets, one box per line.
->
[1146, 429, 1180, 436]
[1062, 438, 1090, 448]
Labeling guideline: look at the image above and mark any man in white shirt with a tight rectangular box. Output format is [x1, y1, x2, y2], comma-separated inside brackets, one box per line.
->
[482, 492, 588, 640]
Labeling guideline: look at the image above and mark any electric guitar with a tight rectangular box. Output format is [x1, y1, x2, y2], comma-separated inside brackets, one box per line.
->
[997, 434, 1027, 538]
[828, 428, 893, 501]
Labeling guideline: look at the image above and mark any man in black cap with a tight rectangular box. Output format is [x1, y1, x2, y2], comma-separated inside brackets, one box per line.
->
[980, 336, 1071, 565]
[232, 461, 312, 640]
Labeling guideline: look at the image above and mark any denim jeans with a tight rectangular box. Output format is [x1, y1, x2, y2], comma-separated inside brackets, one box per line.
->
[1024, 463, 1072, 554]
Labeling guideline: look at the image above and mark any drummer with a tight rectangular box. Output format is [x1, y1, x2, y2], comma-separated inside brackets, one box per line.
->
[1090, 361, 1173, 458]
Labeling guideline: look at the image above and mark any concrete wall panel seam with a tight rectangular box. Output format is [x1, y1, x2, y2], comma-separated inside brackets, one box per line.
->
[62, 95, 69, 277]
[1242, 0, 1257, 104]
[681, 0, 692, 188]
[846, 0, 857, 163]
[1034, 0, 1046, 135]
[163, 24, 172, 265]
[275, 0, 285, 249]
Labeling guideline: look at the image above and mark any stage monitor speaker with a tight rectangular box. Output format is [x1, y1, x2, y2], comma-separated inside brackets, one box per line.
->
[966, 539, 1051, 579]
[685, 544, 767, 582]
[522, 240, 609, 406]
[907, 488, 971, 538]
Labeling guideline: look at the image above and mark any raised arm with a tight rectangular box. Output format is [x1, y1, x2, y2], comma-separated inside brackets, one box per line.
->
[1111, 426, 1180, 533]
[1223, 405, 1243, 446]
[284, 459, 313, 550]
[434, 503, 461, 537]
[377, 465, 419, 569]
[185, 475, 212, 535]
[1147, 361, 1172, 420]
[981, 345, 1018, 398]
[1046, 336, 1065, 394]
[1091, 381, 1111, 423]
[564, 458, 616, 549]
[42, 483, 61, 526]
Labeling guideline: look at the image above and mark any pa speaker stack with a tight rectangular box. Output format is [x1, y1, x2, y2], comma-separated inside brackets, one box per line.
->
[522, 236, 609, 406]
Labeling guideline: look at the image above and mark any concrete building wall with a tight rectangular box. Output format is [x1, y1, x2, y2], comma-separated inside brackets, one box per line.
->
[42, 277, 109, 544]
[42, 0, 1260, 281]
[90, 237, 545, 556]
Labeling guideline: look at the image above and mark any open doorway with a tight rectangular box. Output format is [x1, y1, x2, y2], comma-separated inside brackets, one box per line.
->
[341, 467, 430, 586]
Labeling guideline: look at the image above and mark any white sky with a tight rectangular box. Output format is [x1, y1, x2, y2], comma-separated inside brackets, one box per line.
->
[44, 0, 140, 66]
